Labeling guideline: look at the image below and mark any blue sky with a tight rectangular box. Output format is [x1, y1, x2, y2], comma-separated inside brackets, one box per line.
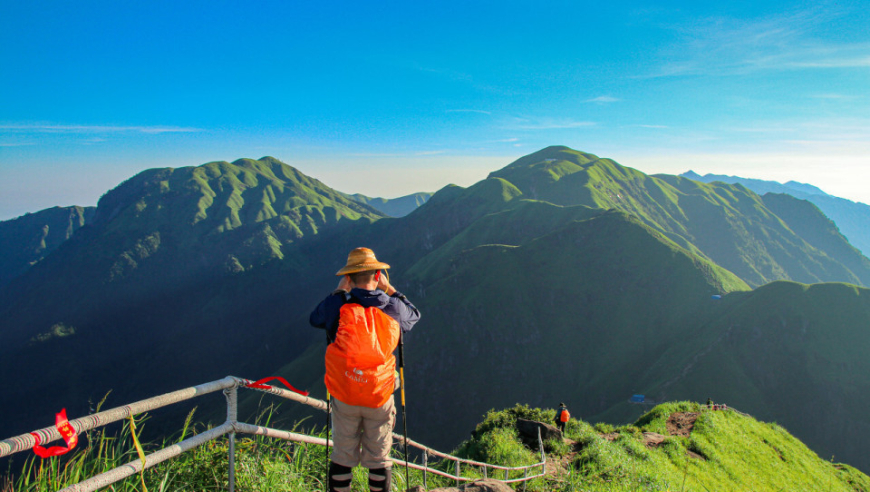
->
[1, 0, 869, 220]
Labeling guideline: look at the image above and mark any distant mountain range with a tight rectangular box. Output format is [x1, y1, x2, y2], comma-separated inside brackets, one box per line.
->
[681, 170, 870, 257]
[344, 192, 431, 218]
[2, 147, 870, 473]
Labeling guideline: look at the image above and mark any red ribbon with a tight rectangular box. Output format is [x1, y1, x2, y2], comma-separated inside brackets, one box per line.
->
[245, 377, 309, 396]
[31, 408, 78, 458]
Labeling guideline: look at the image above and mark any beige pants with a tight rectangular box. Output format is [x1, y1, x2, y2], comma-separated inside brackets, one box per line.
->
[330, 395, 396, 469]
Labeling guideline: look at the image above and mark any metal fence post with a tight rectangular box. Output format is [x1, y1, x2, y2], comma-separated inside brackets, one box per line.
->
[224, 382, 239, 492]
[422, 450, 428, 490]
[537, 427, 545, 476]
[483, 465, 487, 479]
[455, 460, 461, 487]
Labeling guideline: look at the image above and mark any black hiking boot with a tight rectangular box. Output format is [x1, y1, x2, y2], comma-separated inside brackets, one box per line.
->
[328, 461, 353, 492]
[368, 467, 392, 492]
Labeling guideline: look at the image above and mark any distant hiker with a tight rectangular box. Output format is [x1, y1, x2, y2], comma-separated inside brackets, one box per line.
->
[555, 403, 570, 433]
[310, 247, 421, 492]
[706, 397, 713, 409]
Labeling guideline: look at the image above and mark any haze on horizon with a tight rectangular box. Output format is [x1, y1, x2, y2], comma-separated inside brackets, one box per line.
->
[1, 0, 869, 220]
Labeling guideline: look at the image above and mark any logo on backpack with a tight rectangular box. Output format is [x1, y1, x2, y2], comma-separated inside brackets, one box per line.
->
[345, 367, 368, 383]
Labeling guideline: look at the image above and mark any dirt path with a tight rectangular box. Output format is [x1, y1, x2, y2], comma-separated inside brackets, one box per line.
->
[667, 412, 699, 437]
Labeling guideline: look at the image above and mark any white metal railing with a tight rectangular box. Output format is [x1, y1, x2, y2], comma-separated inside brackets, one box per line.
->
[0, 376, 547, 491]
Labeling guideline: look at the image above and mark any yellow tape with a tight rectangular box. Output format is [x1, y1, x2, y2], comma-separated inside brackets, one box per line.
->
[129, 415, 148, 492]
[400, 368, 406, 406]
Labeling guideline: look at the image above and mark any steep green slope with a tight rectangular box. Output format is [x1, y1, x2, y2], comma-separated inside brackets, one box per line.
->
[0, 157, 383, 440]
[460, 403, 870, 491]
[490, 146, 870, 287]
[399, 210, 750, 451]
[0, 205, 95, 287]
[761, 193, 870, 280]
[5, 146, 870, 477]
[345, 191, 432, 217]
[622, 281, 870, 472]
[683, 170, 870, 257]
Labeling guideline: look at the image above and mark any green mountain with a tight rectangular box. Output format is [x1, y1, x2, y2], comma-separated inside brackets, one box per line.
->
[682, 170, 870, 258]
[0, 205, 95, 287]
[490, 146, 870, 287]
[3, 147, 870, 475]
[345, 191, 432, 217]
[0, 156, 383, 439]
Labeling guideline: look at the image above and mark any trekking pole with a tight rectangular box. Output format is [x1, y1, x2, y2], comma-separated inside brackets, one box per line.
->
[325, 390, 331, 492]
[399, 330, 410, 489]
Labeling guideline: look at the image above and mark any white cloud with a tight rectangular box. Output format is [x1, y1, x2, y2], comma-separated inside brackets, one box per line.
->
[505, 118, 597, 130]
[0, 124, 203, 134]
[584, 96, 620, 103]
[446, 109, 492, 115]
[647, 9, 870, 77]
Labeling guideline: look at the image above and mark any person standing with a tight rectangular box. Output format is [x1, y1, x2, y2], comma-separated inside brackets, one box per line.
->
[555, 403, 570, 434]
[310, 247, 421, 492]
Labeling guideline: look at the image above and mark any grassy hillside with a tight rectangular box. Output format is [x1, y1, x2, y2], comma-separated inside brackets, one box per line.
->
[0, 157, 382, 441]
[683, 170, 870, 258]
[4, 146, 870, 476]
[459, 403, 870, 491]
[6, 402, 868, 491]
[490, 146, 870, 287]
[0, 205, 95, 287]
[622, 281, 870, 472]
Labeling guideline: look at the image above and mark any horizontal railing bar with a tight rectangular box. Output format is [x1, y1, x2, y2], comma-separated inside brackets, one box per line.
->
[3, 376, 547, 488]
[392, 433, 545, 471]
[0, 377, 236, 459]
[237, 423, 544, 484]
[57, 422, 234, 492]
[234, 422, 332, 447]
[234, 377, 328, 411]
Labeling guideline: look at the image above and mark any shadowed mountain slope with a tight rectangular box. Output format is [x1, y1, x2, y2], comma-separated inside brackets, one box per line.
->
[620, 281, 870, 471]
[0, 157, 383, 437]
[0, 206, 95, 287]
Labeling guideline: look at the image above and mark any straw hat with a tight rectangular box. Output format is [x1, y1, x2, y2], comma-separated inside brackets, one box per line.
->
[336, 247, 391, 275]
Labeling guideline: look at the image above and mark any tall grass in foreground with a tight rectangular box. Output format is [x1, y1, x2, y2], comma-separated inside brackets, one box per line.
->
[5, 401, 870, 491]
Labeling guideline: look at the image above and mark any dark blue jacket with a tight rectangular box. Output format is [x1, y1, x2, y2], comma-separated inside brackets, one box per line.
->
[309, 288, 421, 343]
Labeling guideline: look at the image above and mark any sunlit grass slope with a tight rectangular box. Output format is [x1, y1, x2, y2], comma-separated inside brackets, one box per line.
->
[9, 401, 867, 491]
[459, 403, 870, 491]
[490, 146, 870, 287]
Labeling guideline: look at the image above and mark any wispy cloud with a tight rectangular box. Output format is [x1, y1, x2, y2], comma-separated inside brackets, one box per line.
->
[647, 8, 870, 77]
[0, 142, 35, 147]
[505, 118, 596, 130]
[446, 109, 492, 115]
[811, 93, 860, 100]
[0, 124, 203, 134]
[633, 124, 669, 129]
[584, 96, 620, 103]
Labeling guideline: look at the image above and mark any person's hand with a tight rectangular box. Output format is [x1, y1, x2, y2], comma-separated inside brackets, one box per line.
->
[377, 272, 394, 295]
[337, 276, 352, 292]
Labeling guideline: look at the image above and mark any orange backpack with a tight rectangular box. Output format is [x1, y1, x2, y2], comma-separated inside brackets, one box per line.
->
[324, 302, 400, 408]
[560, 409, 570, 423]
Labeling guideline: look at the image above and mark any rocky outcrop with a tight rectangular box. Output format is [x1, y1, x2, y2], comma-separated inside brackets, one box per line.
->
[516, 418, 561, 447]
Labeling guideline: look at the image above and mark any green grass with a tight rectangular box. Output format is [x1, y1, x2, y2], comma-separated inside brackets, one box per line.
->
[4, 402, 869, 491]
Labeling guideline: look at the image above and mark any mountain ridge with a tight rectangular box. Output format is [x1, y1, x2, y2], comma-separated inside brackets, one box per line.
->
[3, 146, 870, 473]
[681, 170, 870, 257]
